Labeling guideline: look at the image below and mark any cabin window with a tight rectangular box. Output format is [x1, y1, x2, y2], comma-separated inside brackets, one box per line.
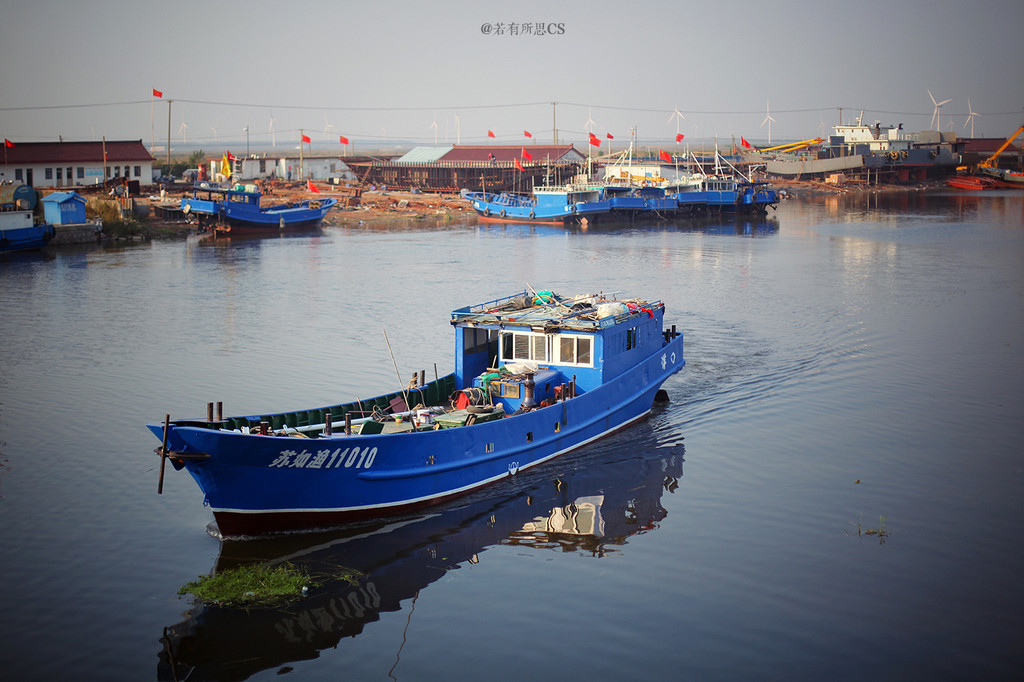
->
[134, 166, 141, 177]
[77, 167, 84, 179]
[626, 328, 638, 350]
[503, 331, 549, 362]
[45, 168, 53, 180]
[15, 168, 22, 181]
[557, 335, 594, 367]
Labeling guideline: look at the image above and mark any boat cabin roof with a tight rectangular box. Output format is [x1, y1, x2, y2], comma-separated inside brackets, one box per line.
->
[189, 182, 261, 200]
[451, 291, 664, 333]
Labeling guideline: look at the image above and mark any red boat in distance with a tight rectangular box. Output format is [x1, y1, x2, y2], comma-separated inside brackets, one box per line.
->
[947, 175, 1000, 191]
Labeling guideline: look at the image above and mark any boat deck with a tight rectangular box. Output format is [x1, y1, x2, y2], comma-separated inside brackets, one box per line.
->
[452, 291, 663, 331]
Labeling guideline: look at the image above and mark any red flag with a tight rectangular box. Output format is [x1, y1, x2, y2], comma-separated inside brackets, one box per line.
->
[524, 130, 532, 138]
[522, 148, 533, 161]
[4, 138, 14, 148]
[514, 158, 525, 172]
[487, 130, 496, 138]
[589, 133, 601, 147]
[307, 179, 320, 193]
[339, 135, 349, 145]
[741, 137, 751, 149]
[659, 149, 672, 162]
[301, 134, 311, 144]
[606, 133, 614, 139]
[226, 151, 236, 161]
[676, 133, 685, 142]
[152, 88, 163, 98]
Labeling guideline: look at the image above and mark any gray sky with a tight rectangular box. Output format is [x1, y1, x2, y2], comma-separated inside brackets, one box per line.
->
[1, 0, 1021, 152]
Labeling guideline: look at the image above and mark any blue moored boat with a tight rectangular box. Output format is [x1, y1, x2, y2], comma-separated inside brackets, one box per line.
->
[0, 209, 55, 254]
[181, 182, 336, 236]
[463, 181, 610, 223]
[147, 289, 685, 536]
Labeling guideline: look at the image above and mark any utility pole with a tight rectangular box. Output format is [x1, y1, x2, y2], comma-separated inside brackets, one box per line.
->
[166, 100, 172, 167]
[552, 102, 558, 146]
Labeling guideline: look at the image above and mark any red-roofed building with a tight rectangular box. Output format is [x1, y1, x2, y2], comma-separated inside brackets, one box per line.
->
[959, 137, 1022, 168]
[439, 145, 584, 164]
[0, 140, 155, 188]
[349, 144, 587, 193]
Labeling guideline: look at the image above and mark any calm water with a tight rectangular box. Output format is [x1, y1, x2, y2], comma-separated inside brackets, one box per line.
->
[1, 190, 1022, 681]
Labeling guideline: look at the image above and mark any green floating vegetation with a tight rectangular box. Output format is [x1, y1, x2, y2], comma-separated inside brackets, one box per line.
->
[179, 562, 319, 608]
[851, 515, 891, 542]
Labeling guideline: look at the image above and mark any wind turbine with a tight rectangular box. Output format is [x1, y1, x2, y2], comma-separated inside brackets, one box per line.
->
[761, 100, 776, 145]
[178, 118, 188, 144]
[667, 106, 685, 138]
[963, 98, 980, 137]
[322, 115, 335, 140]
[430, 112, 439, 144]
[268, 115, 277, 147]
[583, 107, 596, 135]
[928, 89, 951, 130]
[209, 124, 218, 141]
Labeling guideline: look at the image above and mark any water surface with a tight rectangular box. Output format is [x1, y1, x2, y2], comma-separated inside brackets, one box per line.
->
[1, 190, 1021, 680]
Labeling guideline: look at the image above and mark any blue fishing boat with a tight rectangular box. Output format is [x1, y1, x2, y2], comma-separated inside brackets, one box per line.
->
[147, 289, 685, 536]
[462, 181, 610, 223]
[0, 209, 55, 254]
[667, 176, 778, 214]
[181, 182, 337, 235]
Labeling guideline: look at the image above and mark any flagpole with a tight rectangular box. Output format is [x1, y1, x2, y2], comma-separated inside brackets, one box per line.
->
[150, 93, 154, 154]
[299, 129, 304, 181]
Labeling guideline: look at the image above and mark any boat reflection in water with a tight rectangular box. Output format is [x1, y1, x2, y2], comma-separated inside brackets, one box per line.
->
[158, 428, 685, 681]
[564, 213, 779, 237]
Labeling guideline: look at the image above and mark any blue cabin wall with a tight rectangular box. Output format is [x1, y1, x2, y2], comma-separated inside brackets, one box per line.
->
[454, 325, 498, 389]
[600, 307, 666, 381]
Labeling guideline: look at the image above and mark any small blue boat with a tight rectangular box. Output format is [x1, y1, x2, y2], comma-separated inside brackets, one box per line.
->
[668, 176, 779, 214]
[181, 182, 337, 236]
[0, 209, 55, 254]
[463, 181, 610, 223]
[147, 289, 685, 536]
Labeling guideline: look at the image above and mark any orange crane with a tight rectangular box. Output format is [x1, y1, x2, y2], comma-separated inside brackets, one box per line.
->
[979, 126, 1024, 168]
[753, 138, 824, 154]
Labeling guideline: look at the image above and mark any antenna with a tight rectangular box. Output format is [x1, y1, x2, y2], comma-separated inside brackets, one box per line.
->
[964, 98, 980, 137]
[928, 89, 952, 130]
[761, 100, 776, 145]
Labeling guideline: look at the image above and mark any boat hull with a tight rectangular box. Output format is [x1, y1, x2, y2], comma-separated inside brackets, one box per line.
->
[148, 335, 684, 535]
[978, 167, 1024, 187]
[0, 222, 55, 253]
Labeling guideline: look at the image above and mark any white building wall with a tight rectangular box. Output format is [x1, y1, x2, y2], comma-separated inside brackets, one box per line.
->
[275, 157, 356, 182]
[0, 161, 153, 188]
